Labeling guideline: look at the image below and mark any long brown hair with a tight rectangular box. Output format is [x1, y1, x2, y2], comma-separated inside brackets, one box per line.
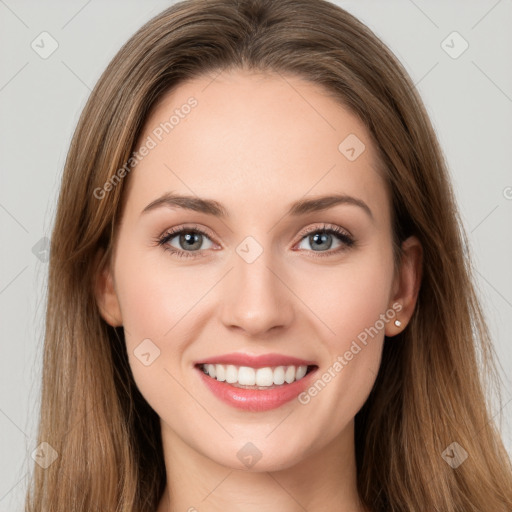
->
[25, 0, 512, 510]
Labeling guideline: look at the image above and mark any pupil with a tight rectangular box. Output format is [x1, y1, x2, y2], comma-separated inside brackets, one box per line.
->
[311, 232, 331, 250]
[181, 232, 201, 249]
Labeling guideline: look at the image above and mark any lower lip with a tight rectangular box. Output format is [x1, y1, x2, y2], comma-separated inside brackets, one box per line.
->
[196, 366, 318, 412]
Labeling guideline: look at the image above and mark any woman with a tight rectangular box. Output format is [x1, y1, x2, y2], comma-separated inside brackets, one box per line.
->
[25, 0, 512, 511]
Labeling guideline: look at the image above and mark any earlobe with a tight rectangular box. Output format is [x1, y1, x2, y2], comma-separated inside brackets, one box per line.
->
[386, 235, 423, 337]
[93, 250, 123, 327]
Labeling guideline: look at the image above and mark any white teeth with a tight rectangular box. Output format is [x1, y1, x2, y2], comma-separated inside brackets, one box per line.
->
[201, 363, 310, 387]
[285, 366, 295, 384]
[296, 365, 307, 380]
[273, 366, 285, 385]
[238, 366, 256, 385]
[206, 364, 216, 378]
[215, 364, 226, 382]
[256, 367, 273, 386]
[225, 365, 238, 384]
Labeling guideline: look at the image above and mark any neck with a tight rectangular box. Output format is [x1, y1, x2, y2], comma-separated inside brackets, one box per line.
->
[156, 419, 368, 512]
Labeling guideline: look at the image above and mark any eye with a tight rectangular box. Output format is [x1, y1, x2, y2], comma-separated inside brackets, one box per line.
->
[156, 224, 216, 259]
[294, 223, 355, 258]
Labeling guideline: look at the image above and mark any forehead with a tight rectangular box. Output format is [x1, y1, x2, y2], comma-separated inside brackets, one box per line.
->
[123, 70, 389, 222]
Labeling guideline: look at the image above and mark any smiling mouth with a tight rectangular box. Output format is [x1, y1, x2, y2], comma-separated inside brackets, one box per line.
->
[197, 363, 318, 390]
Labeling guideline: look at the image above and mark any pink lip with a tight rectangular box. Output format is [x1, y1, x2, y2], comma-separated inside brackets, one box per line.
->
[194, 352, 316, 368]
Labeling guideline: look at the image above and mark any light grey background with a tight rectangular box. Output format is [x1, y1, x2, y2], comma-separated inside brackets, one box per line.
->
[1, 1, 511, 510]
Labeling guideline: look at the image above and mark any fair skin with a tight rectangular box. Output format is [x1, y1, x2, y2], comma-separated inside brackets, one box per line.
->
[96, 70, 422, 512]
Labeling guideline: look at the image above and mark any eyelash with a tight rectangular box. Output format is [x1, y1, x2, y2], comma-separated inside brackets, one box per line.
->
[155, 223, 355, 259]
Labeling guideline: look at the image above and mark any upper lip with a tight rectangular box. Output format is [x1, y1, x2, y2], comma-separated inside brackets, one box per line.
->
[195, 352, 317, 369]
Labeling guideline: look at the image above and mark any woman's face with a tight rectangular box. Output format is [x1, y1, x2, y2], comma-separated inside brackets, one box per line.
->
[98, 70, 414, 471]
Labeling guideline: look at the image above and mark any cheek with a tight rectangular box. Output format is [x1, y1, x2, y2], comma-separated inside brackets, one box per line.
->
[113, 240, 209, 342]
[295, 245, 394, 421]
[113, 248, 204, 413]
[300, 245, 394, 348]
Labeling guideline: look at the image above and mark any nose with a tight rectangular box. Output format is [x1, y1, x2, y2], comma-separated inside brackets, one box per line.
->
[219, 249, 295, 338]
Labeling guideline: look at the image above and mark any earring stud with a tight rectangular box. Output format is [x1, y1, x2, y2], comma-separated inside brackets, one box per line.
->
[394, 319, 402, 327]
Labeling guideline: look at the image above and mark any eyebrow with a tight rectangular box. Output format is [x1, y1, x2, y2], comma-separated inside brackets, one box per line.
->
[141, 192, 373, 220]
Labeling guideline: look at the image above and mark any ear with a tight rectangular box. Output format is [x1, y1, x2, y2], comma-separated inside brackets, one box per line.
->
[385, 235, 423, 337]
[93, 249, 123, 327]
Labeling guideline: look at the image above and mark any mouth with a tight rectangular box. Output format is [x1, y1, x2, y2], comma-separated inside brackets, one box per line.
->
[194, 360, 319, 412]
[196, 363, 318, 390]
